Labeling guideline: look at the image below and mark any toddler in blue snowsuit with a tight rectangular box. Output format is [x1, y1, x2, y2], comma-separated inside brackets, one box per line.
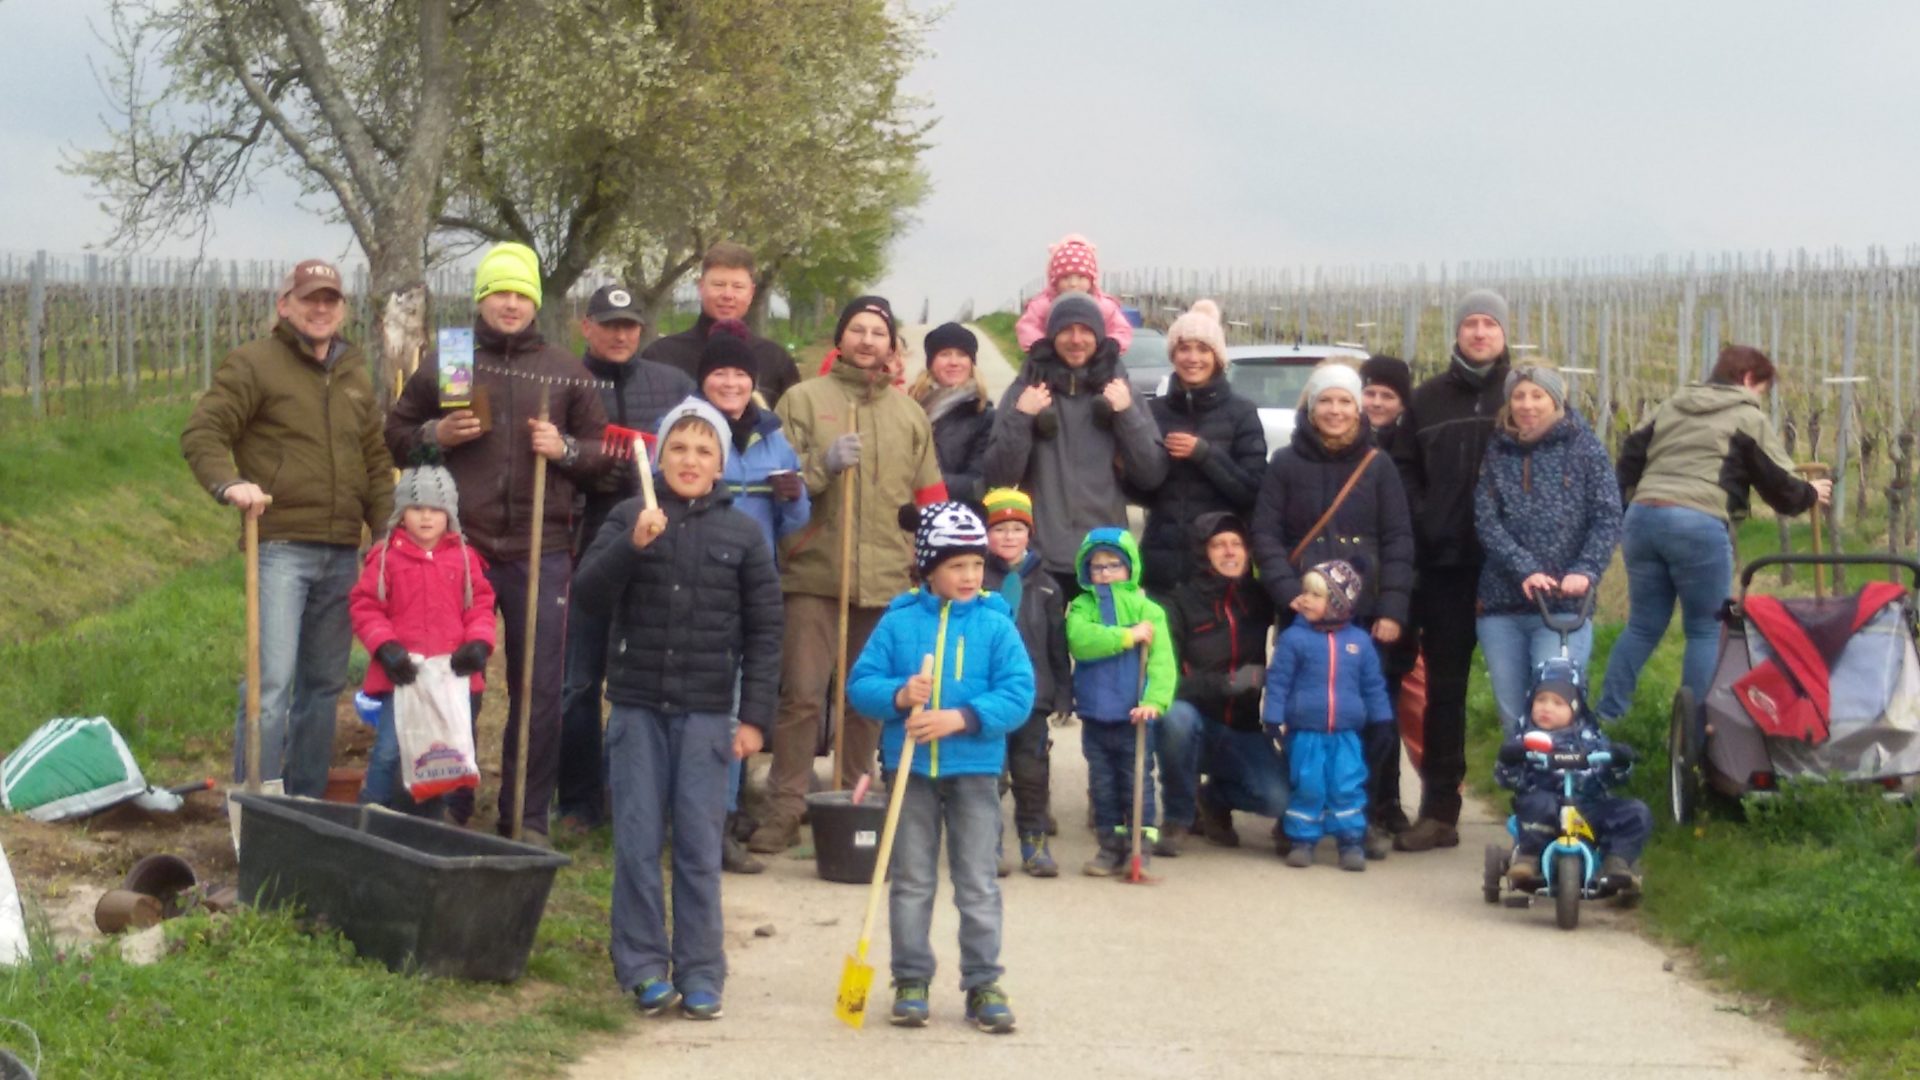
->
[1263, 559, 1393, 871]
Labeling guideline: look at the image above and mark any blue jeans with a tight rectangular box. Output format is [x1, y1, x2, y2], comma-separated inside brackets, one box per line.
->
[1477, 612, 1595, 734]
[1082, 721, 1155, 839]
[557, 600, 611, 824]
[607, 704, 732, 996]
[358, 691, 479, 816]
[1597, 504, 1733, 721]
[889, 772, 1003, 991]
[233, 541, 359, 797]
[1154, 701, 1203, 829]
[1192, 713, 1291, 819]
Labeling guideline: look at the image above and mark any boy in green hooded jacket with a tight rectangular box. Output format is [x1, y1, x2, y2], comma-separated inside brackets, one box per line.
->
[1064, 528, 1176, 876]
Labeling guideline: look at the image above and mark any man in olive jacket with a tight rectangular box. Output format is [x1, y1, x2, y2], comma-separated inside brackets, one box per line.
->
[182, 259, 394, 799]
[749, 296, 947, 853]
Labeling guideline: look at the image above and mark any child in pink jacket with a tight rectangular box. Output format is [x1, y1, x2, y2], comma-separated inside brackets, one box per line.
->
[1014, 234, 1134, 353]
[350, 461, 496, 815]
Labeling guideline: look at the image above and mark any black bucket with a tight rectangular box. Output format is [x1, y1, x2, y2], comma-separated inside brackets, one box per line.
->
[233, 794, 569, 981]
[805, 789, 889, 884]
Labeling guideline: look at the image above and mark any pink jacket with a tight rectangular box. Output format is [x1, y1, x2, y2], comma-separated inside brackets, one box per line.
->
[350, 531, 497, 694]
[1014, 289, 1135, 353]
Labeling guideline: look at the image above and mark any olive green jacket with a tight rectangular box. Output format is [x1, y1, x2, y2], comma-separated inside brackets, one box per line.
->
[182, 320, 393, 545]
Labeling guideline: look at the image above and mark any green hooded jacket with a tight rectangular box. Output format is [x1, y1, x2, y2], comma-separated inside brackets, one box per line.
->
[1064, 528, 1176, 716]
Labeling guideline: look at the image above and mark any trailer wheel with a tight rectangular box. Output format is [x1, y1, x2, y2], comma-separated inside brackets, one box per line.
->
[1669, 687, 1702, 825]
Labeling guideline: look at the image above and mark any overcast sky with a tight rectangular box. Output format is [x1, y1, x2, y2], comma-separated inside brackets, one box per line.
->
[7, 1, 1919, 317]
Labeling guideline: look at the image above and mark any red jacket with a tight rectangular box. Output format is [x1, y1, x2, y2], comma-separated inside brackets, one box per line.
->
[350, 531, 497, 694]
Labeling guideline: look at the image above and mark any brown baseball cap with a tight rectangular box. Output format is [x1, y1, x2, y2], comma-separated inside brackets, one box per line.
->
[279, 259, 346, 300]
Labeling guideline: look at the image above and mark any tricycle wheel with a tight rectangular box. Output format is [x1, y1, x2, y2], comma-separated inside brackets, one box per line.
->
[1669, 686, 1701, 825]
[1554, 852, 1582, 930]
[1482, 844, 1506, 904]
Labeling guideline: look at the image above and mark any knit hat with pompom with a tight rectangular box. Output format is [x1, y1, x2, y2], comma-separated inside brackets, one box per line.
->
[1165, 298, 1229, 377]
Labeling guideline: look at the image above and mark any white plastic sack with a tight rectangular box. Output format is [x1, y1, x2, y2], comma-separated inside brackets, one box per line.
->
[0, 839, 27, 965]
[395, 654, 480, 801]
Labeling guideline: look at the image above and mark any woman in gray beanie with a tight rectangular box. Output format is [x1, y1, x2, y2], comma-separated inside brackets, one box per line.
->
[1472, 364, 1622, 732]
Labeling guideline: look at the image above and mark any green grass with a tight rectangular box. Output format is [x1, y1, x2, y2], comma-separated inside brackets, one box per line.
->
[5, 839, 628, 1078]
[973, 311, 1020, 370]
[1464, 515, 1920, 1077]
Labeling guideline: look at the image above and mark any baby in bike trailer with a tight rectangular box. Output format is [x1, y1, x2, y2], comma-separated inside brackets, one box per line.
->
[1495, 662, 1654, 899]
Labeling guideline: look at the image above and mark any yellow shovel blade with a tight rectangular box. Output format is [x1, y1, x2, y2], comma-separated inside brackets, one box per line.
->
[835, 953, 875, 1029]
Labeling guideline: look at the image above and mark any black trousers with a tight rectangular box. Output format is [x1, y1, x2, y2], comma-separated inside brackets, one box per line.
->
[1006, 709, 1052, 836]
[1414, 566, 1479, 826]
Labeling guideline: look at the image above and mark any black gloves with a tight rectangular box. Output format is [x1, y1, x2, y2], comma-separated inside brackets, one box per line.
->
[450, 640, 492, 677]
[1497, 741, 1527, 766]
[375, 642, 418, 687]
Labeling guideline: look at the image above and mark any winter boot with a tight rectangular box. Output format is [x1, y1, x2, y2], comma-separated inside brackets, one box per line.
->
[747, 815, 799, 854]
[1153, 822, 1189, 858]
[1393, 818, 1460, 852]
[723, 814, 765, 874]
[1362, 823, 1393, 861]
[1285, 842, 1314, 869]
[1082, 832, 1126, 877]
[1019, 834, 1059, 878]
[1338, 844, 1368, 872]
[1602, 853, 1643, 898]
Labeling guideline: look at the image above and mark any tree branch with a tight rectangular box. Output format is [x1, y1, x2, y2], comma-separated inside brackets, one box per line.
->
[266, 0, 388, 207]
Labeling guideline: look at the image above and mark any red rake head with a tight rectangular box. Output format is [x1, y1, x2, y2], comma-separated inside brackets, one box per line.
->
[602, 425, 655, 460]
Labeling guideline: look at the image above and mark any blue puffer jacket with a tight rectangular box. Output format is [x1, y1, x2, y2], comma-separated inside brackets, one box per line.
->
[1473, 412, 1623, 615]
[1494, 720, 1631, 802]
[848, 587, 1036, 779]
[713, 401, 812, 559]
[1262, 620, 1393, 734]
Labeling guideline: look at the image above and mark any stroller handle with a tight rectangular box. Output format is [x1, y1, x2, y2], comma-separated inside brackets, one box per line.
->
[1739, 553, 1920, 597]
[1532, 587, 1597, 634]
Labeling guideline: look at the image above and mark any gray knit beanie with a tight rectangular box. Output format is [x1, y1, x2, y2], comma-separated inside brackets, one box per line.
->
[1454, 288, 1510, 334]
[1045, 291, 1106, 343]
[389, 464, 461, 532]
[1504, 364, 1567, 412]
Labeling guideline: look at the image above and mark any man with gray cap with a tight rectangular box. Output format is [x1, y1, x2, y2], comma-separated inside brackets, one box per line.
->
[183, 259, 395, 798]
[1392, 288, 1511, 852]
[983, 291, 1168, 597]
[558, 284, 695, 832]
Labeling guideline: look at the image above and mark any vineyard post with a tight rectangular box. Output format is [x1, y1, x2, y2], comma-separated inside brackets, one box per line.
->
[26, 250, 47, 417]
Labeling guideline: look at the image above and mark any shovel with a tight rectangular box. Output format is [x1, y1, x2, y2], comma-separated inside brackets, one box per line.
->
[832, 421, 859, 790]
[1126, 642, 1154, 885]
[834, 654, 933, 1029]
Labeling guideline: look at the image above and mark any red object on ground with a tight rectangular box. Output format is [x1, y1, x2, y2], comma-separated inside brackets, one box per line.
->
[1397, 653, 1427, 771]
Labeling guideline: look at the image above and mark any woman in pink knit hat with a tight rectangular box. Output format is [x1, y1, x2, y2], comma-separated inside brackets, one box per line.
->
[1013, 233, 1134, 352]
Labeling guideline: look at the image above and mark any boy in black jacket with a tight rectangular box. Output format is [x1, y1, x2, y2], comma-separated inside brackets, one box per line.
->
[574, 397, 782, 1022]
[982, 488, 1072, 876]
[1164, 514, 1287, 854]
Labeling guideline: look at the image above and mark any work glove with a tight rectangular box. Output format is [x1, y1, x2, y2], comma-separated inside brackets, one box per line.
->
[769, 471, 804, 502]
[375, 642, 418, 687]
[449, 640, 492, 677]
[1226, 664, 1265, 694]
[824, 432, 862, 475]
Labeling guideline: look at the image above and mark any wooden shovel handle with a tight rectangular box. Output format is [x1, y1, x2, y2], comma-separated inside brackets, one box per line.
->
[854, 655, 934, 957]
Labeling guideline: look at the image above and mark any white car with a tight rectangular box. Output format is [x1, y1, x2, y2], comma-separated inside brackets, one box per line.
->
[1157, 344, 1371, 453]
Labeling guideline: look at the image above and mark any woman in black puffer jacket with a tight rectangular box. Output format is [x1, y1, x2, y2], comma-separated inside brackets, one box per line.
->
[1250, 360, 1415, 633]
[1132, 300, 1268, 595]
[909, 322, 995, 504]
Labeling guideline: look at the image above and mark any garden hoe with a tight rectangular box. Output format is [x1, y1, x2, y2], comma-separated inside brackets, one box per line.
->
[510, 388, 550, 842]
[834, 655, 933, 1029]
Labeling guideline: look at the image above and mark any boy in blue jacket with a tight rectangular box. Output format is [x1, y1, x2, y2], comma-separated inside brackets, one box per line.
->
[848, 502, 1036, 1035]
[1264, 559, 1394, 871]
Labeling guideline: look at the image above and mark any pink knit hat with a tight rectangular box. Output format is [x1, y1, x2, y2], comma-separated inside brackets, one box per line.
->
[1166, 299, 1229, 375]
[1046, 234, 1100, 290]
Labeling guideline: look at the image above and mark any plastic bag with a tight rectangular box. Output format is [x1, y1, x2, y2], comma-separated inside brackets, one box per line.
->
[0, 838, 27, 965]
[2, 716, 147, 822]
[394, 655, 480, 801]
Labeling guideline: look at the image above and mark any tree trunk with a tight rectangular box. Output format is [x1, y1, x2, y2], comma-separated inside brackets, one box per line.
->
[369, 244, 430, 409]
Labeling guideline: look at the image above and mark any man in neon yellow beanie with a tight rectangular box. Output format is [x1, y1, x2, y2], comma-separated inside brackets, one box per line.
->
[386, 242, 611, 843]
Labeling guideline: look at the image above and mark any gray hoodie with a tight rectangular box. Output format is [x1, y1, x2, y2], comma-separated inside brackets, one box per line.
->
[1617, 382, 1816, 523]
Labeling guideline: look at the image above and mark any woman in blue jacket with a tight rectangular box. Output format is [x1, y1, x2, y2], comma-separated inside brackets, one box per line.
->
[1472, 365, 1622, 733]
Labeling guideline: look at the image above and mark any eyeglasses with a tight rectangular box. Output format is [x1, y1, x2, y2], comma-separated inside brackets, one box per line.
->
[1088, 561, 1127, 575]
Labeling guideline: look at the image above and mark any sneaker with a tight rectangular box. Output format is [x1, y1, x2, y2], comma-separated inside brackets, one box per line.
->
[723, 834, 765, 874]
[1393, 818, 1460, 852]
[747, 816, 799, 854]
[634, 977, 679, 1016]
[1338, 846, 1368, 872]
[1196, 794, 1239, 848]
[1020, 834, 1059, 878]
[889, 980, 930, 1027]
[1602, 854, 1643, 897]
[1153, 823, 1188, 858]
[965, 983, 1016, 1034]
[680, 989, 723, 1020]
[1285, 844, 1314, 869]
[1362, 824, 1393, 861]
[1082, 838, 1126, 877]
[1507, 851, 1542, 891]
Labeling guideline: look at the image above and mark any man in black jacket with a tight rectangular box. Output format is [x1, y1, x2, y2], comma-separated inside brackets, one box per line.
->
[557, 284, 694, 834]
[640, 243, 802, 406]
[1393, 290, 1512, 852]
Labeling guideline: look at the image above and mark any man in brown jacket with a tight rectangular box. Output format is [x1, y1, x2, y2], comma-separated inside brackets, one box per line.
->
[385, 242, 611, 842]
[182, 259, 394, 799]
[749, 296, 947, 853]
